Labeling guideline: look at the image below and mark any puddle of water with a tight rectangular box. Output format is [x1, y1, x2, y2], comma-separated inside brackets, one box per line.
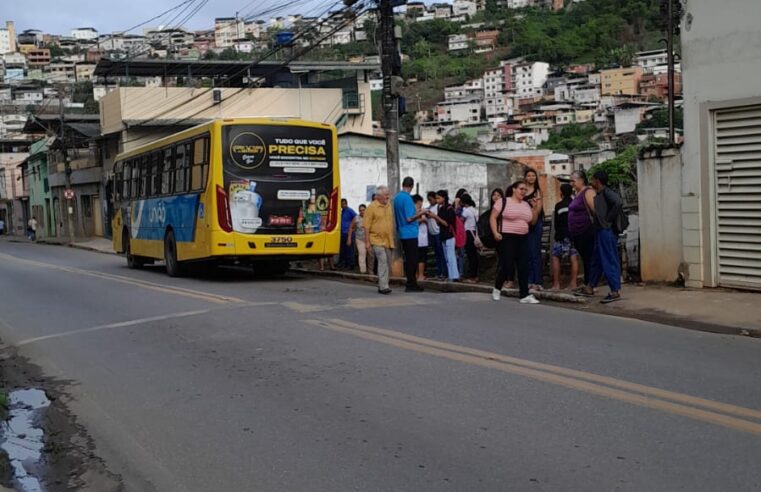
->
[1, 389, 51, 492]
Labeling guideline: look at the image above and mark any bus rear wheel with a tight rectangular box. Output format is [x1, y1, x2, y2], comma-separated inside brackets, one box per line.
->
[124, 230, 145, 269]
[164, 230, 185, 277]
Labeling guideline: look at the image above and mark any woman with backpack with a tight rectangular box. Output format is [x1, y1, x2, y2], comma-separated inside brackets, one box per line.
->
[460, 193, 480, 283]
[568, 170, 596, 294]
[430, 189, 460, 282]
[524, 168, 545, 291]
[489, 180, 542, 304]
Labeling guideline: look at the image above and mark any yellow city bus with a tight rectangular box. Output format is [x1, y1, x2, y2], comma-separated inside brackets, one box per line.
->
[112, 118, 341, 276]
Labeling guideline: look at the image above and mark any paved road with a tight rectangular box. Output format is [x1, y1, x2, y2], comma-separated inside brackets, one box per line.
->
[1, 241, 760, 491]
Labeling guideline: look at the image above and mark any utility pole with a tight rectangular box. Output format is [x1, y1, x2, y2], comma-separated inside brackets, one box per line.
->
[58, 86, 75, 243]
[666, 0, 675, 146]
[379, 0, 401, 194]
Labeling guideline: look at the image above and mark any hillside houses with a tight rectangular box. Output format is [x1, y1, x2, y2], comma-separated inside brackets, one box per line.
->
[412, 49, 683, 155]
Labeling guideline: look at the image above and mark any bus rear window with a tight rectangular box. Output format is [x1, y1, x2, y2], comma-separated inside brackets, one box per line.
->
[221, 124, 335, 235]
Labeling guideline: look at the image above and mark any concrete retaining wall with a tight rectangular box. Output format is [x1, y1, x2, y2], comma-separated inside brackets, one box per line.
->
[637, 148, 683, 282]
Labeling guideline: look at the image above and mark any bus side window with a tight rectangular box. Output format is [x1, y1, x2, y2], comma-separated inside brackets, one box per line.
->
[191, 137, 209, 191]
[128, 160, 137, 199]
[139, 156, 149, 198]
[174, 142, 190, 194]
[150, 151, 160, 197]
[162, 147, 174, 195]
[114, 162, 122, 202]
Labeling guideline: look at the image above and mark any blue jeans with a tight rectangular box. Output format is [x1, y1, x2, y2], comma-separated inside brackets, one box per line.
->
[339, 232, 355, 268]
[526, 216, 543, 285]
[443, 237, 459, 281]
[589, 228, 621, 292]
[430, 233, 446, 277]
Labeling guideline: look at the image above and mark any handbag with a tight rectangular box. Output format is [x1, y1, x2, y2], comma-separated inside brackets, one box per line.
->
[479, 198, 506, 249]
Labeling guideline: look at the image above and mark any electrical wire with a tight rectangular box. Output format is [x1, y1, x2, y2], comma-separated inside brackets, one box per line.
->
[124, 0, 210, 60]
[169, 2, 372, 126]
[98, 0, 197, 46]
[117, 0, 369, 144]
[117, 0, 349, 136]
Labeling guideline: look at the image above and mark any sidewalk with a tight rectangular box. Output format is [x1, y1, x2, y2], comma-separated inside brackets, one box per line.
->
[295, 267, 761, 338]
[580, 284, 761, 337]
[2, 235, 115, 255]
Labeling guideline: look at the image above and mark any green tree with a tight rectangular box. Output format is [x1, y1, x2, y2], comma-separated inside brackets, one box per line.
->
[433, 133, 480, 152]
[45, 43, 65, 59]
[540, 124, 598, 153]
[589, 145, 637, 187]
[636, 107, 684, 130]
[218, 47, 242, 60]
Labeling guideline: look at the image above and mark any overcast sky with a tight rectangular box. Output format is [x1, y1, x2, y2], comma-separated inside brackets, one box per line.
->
[3, 0, 349, 36]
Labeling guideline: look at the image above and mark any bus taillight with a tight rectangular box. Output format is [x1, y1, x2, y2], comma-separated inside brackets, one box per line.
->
[216, 185, 233, 232]
[325, 188, 339, 232]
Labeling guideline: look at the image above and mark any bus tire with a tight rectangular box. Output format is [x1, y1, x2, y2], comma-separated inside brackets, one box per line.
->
[124, 229, 144, 269]
[164, 230, 185, 277]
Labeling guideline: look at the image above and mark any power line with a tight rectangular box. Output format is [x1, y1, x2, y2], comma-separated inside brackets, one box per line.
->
[116, 0, 369, 145]
[125, 0, 210, 60]
[99, 0, 198, 48]
[170, 2, 372, 126]
[117, 0, 353, 138]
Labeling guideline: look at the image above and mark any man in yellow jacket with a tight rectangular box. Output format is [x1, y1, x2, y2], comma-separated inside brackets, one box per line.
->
[363, 185, 395, 294]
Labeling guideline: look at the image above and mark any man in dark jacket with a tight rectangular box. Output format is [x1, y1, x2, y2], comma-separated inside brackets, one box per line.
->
[587, 170, 623, 303]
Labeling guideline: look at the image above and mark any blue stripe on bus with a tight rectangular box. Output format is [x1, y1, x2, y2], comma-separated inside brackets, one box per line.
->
[130, 194, 200, 243]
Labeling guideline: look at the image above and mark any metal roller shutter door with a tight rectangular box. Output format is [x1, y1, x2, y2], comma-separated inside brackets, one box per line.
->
[714, 105, 761, 290]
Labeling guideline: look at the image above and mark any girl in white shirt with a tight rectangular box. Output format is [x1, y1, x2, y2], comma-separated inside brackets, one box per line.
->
[415, 195, 430, 281]
[460, 194, 480, 282]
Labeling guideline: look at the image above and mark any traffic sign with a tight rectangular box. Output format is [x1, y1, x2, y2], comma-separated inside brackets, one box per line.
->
[64, 189, 75, 200]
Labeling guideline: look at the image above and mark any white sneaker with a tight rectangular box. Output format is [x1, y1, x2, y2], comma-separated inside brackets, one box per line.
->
[492, 288, 501, 301]
[520, 294, 540, 304]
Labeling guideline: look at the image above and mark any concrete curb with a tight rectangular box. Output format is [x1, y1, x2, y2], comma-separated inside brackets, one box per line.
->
[36, 239, 117, 256]
[567, 302, 761, 339]
[290, 268, 589, 304]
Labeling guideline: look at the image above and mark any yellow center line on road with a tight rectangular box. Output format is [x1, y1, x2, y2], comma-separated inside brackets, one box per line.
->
[305, 318, 761, 436]
[0, 252, 244, 305]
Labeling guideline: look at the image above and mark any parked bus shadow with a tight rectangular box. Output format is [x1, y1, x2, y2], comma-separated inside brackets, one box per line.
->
[135, 263, 304, 283]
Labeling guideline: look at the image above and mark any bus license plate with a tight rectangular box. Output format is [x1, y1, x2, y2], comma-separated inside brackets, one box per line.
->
[265, 237, 297, 248]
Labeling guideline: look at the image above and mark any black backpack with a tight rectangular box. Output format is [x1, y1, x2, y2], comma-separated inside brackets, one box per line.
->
[605, 188, 629, 235]
[478, 198, 505, 249]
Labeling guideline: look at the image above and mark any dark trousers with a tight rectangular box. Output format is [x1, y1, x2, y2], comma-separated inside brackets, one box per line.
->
[589, 228, 622, 292]
[572, 229, 596, 286]
[430, 233, 446, 277]
[339, 233, 355, 268]
[465, 231, 479, 279]
[526, 216, 543, 285]
[494, 233, 530, 299]
[401, 238, 419, 287]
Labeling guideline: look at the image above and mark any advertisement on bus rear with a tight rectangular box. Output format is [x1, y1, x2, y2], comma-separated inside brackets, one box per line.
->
[222, 124, 335, 235]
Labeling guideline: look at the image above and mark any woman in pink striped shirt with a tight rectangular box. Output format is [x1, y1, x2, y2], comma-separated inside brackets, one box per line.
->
[489, 180, 543, 304]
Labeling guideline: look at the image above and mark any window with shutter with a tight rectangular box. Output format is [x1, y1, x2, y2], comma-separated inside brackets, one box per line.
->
[714, 105, 761, 289]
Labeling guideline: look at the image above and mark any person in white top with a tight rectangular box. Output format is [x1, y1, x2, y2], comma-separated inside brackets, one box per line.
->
[460, 194, 480, 282]
[27, 216, 38, 241]
[414, 194, 430, 281]
[426, 191, 446, 279]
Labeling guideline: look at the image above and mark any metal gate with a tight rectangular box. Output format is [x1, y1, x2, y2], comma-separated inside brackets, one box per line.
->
[714, 105, 761, 290]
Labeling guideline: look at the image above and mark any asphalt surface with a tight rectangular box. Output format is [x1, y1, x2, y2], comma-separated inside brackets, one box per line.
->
[0, 240, 760, 491]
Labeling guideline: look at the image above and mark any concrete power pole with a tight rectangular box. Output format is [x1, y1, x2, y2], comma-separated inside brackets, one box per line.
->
[666, 0, 675, 146]
[379, 0, 401, 194]
[58, 86, 75, 243]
